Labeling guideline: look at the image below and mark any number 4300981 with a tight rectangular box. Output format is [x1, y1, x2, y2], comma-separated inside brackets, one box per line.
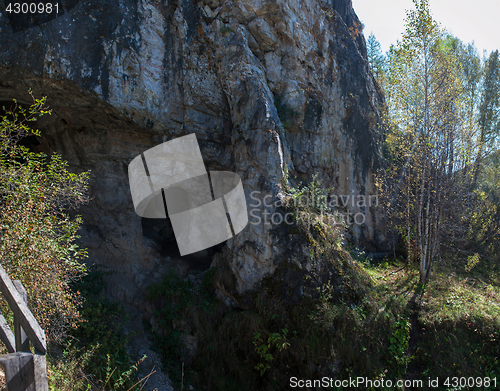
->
[5, 2, 60, 14]
[444, 377, 497, 389]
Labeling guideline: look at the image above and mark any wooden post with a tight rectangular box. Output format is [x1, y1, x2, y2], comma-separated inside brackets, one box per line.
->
[13, 280, 30, 352]
[0, 267, 48, 391]
[12, 281, 47, 390]
[0, 312, 15, 353]
[33, 351, 48, 391]
[0, 352, 35, 391]
[0, 265, 46, 354]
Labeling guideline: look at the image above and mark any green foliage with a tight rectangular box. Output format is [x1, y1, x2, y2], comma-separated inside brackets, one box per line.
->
[420, 273, 500, 328]
[281, 174, 363, 306]
[465, 253, 480, 272]
[308, 269, 408, 381]
[281, 172, 341, 250]
[144, 249, 500, 391]
[48, 341, 146, 391]
[0, 93, 148, 390]
[283, 173, 331, 214]
[0, 93, 90, 341]
[478, 50, 500, 159]
[148, 265, 358, 391]
[48, 343, 96, 391]
[388, 318, 410, 367]
[367, 32, 386, 82]
[253, 328, 290, 375]
[360, 259, 500, 386]
[101, 354, 146, 391]
[464, 187, 500, 275]
[147, 268, 194, 324]
[381, 0, 500, 286]
[380, 0, 485, 284]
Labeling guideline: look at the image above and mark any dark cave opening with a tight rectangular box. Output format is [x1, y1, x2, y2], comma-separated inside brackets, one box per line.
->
[0, 99, 43, 153]
[0, 100, 45, 163]
[140, 187, 225, 272]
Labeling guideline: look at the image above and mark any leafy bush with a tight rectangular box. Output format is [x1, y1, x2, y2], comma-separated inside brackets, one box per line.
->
[466, 188, 500, 275]
[388, 318, 411, 368]
[0, 93, 90, 341]
[253, 328, 290, 375]
[48, 340, 146, 391]
[48, 342, 96, 391]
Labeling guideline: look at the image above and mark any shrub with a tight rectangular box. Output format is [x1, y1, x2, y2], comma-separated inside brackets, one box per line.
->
[0, 93, 90, 341]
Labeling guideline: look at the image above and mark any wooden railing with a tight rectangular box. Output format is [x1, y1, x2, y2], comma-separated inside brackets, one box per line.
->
[0, 264, 48, 391]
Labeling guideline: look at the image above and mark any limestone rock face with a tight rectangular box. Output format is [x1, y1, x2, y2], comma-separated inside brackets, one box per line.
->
[0, 0, 385, 296]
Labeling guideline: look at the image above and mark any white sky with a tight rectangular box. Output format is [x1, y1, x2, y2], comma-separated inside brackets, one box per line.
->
[352, 0, 500, 57]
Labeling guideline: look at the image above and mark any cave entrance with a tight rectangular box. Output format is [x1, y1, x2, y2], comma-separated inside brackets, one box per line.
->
[141, 186, 224, 272]
[0, 100, 42, 151]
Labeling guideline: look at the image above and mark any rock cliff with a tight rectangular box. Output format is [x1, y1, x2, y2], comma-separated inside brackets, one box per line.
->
[0, 0, 385, 301]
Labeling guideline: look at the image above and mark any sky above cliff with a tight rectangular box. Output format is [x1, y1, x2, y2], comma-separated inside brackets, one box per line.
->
[353, 0, 500, 57]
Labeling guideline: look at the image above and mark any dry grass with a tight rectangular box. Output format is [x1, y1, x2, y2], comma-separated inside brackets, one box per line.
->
[420, 272, 500, 329]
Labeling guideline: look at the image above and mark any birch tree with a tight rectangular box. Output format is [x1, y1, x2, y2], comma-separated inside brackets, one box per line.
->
[382, 0, 470, 283]
[474, 50, 500, 184]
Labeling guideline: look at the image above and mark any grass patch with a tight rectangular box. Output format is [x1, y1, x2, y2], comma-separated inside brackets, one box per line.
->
[420, 273, 500, 328]
[362, 260, 500, 387]
[415, 266, 500, 382]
